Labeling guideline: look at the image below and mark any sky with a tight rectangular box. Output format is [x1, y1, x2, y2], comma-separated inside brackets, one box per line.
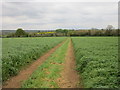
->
[1, 0, 119, 30]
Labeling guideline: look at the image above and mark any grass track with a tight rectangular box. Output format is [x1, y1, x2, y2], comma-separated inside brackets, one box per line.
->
[22, 38, 69, 88]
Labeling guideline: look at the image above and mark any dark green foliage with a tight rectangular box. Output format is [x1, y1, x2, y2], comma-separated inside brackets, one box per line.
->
[15, 28, 28, 37]
[72, 37, 118, 88]
[2, 29, 119, 38]
[55, 29, 69, 36]
[55, 29, 119, 37]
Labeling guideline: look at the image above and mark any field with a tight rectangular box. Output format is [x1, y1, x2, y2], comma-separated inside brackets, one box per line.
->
[72, 37, 118, 88]
[2, 37, 119, 88]
[2, 37, 66, 82]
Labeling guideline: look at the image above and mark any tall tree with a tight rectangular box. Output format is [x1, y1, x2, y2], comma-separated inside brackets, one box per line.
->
[106, 25, 114, 30]
[15, 28, 27, 37]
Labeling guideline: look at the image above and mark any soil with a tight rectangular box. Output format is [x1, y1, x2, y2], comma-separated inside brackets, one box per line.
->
[56, 39, 81, 88]
[3, 40, 65, 88]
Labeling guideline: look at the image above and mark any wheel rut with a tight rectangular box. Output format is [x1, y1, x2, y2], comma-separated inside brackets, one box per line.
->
[3, 40, 66, 88]
[57, 39, 80, 88]
[3, 38, 82, 88]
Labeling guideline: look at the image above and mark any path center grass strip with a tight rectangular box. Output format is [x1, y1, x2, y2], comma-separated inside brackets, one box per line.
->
[21, 39, 69, 88]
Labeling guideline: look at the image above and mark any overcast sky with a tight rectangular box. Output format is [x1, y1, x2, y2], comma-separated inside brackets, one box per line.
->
[2, 0, 118, 30]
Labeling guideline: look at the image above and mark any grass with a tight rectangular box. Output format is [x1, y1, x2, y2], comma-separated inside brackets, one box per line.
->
[72, 37, 118, 88]
[21, 38, 69, 88]
[2, 37, 66, 82]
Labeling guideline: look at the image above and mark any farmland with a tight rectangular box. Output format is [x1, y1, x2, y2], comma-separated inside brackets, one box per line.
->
[2, 37, 66, 82]
[72, 37, 118, 88]
[2, 37, 119, 88]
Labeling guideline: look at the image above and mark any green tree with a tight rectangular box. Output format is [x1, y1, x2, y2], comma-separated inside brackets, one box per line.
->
[63, 29, 69, 36]
[15, 28, 27, 37]
[56, 29, 63, 33]
[55, 29, 69, 36]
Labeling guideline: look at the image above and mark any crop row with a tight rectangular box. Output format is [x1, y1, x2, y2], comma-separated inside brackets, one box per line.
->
[72, 37, 118, 88]
[2, 37, 66, 82]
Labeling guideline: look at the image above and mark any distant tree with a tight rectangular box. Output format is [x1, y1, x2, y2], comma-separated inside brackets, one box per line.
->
[91, 28, 98, 30]
[15, 28, 27, 37]
[7, 33, 15, 37]
[38, 31, 41, 33]
[106, 25, 114, 30]
[55, 29, 69, 36]
[88, 30, 91, 36]
[63, 29, 69, 36]
[105, 25, 114, 36]
[56, 29, 63, 33]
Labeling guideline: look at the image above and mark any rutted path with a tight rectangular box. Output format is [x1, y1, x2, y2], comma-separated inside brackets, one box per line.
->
[3, 38, 81, 88]
[3, 40, 66, 88]
[57, 39, 80, 88]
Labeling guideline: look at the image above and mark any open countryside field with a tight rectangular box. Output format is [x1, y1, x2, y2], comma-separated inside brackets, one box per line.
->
[2, 37, 66, 82]
[72, 37, 118, 88]
[2, 37, 119, 88]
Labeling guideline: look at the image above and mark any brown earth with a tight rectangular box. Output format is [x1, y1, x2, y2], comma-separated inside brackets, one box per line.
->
[3, 40, 66, 88]
[57, 39, 81, 88]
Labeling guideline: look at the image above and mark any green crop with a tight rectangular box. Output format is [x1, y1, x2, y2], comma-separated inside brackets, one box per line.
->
[2, 37, 66, 82]
[72, 37, 118, 88]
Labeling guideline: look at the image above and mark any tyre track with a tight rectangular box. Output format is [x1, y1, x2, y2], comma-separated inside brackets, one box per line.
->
[57, 38, 81, 88]
[3, 40, 66, 88]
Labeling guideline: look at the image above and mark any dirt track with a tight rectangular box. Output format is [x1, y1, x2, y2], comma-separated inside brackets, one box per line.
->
[3, 40, 65, 88]
[3, 38, 82, 88]
[57, 39, 80, 88]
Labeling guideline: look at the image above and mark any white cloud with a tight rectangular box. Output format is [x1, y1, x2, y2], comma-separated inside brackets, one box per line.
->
[2, 2, 118, 30]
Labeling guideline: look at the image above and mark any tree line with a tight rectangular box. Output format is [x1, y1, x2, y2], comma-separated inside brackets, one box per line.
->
[2, 27, 120, 38]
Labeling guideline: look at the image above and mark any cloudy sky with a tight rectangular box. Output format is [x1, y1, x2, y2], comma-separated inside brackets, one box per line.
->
[1, 0, 119, 30]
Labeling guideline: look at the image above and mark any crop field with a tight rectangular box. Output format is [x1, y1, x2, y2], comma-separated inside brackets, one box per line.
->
[2, 37, 66, 82]
[72, 37, 118, 88]
[2, 37, 119, 88]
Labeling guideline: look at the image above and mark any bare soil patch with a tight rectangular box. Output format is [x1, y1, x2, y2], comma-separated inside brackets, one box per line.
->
[3, 40, 65, 88]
